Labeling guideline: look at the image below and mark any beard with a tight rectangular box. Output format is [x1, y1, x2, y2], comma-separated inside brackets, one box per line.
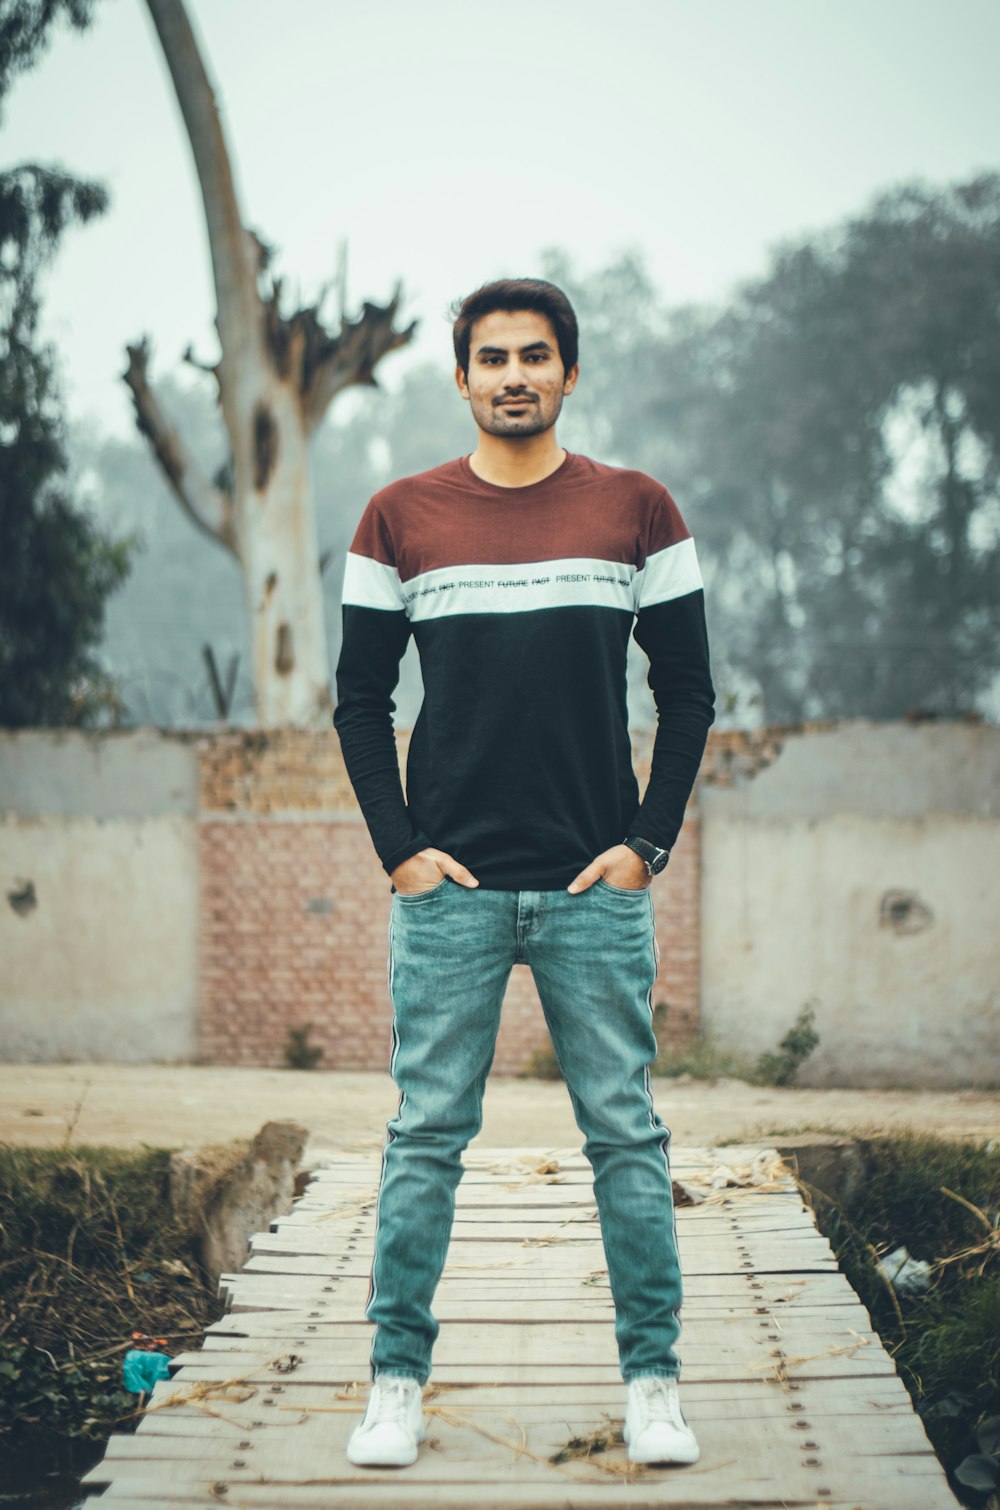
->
[470, 389, 564, 439]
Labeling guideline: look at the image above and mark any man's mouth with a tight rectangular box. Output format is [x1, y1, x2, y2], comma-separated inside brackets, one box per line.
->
[498, 398, 535, 408]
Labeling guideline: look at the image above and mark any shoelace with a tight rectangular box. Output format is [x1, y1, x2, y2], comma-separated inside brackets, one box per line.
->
[369, 1377, 418, 1425]
[634, 1376, 685, 1428]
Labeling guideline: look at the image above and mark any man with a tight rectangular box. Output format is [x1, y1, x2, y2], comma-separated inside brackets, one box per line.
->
[333, 277, 715, 1470]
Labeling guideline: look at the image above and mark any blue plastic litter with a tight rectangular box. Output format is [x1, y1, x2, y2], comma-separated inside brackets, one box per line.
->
[123, 1349, 171, 1393]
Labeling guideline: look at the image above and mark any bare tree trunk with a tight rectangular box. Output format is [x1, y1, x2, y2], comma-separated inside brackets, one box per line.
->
[124, 0, 415, 726]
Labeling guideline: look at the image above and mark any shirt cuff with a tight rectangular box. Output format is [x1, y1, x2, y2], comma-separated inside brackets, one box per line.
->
[381, 833, 432, 876]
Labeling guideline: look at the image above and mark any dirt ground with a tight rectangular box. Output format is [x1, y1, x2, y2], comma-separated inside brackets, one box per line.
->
[1, 1065, 996, 1161]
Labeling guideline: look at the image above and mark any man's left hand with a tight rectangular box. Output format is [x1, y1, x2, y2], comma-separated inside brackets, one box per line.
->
[567, 844, 651, 894]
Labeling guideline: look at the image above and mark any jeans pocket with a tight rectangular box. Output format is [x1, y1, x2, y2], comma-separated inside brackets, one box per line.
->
[595, 877, 652, 897]
[394, 875, 450, 903]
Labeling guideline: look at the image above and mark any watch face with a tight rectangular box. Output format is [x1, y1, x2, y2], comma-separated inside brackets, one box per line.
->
[626, 837, 669, 874]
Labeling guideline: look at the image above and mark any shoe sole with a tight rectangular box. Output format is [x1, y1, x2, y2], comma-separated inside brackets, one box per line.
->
[346, 1450, 419, 1467]
[346, 1427, 425, 1468]
[627, 1448, 700, 1465]
[624, 1426, 699, 1465]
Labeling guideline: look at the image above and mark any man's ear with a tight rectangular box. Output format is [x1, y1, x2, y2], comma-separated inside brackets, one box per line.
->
[455, 364, 470, 400]
[563, 362, 580, 397]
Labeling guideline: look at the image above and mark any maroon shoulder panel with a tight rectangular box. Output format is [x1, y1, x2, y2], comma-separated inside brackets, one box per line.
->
[349, 498, 397, 569]
[351, 453, 693, 583]
[646, 487, 692, 557]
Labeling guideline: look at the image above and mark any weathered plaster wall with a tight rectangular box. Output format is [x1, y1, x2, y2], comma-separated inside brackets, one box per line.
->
[0, 729, 200, 1061]
[3, 720, 996, 1086]
[699, 721, 1000, 1088]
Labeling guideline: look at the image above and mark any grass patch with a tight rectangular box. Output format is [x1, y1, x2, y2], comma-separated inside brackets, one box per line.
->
[523, 1004, 821, 1087]
[521, 1044, 565, 1080]
[807, 1130, 1000, 1505]
[654, 1003, 820, 1087]
[0, 1143, 226, 1453]
[282, 1022, 323, 1070]
[653, 1026, 755, 1081]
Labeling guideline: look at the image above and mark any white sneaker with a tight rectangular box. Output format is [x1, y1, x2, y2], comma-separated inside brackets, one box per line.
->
[623, 1375, 700, 1465]
[346, 1375, 426, 1467]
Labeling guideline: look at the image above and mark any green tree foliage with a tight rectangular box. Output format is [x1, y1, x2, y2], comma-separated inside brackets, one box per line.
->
[0, 0, 137, 728]
[554, 178, 1000, 723]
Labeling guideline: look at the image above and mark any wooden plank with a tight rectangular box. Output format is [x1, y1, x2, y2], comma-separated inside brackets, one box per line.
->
[199, 1305, 877, 1338]
[83, 1423, 949, 1506]
[270, 1197, 809, 1220]
[88, 1490, 951, 1510]
[220, 1270, 860, 1301]
[134, 1373, 919, 1429]
[253, 1229, 839, 1255]
[249, 1231, 837, 1257]
[236, 1250, 841, 1278]
[141, 1369, 918, 1409]
[269, 1224, 813, 1252]
[219, 1286, 873, 1323]
[92, 1408, 941, 1472]
[145, 1358, 899, 1386]
[267, 1214, 828, 1238]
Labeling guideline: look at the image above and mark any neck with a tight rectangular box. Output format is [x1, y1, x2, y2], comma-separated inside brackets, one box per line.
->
[468, 430, 566, 488]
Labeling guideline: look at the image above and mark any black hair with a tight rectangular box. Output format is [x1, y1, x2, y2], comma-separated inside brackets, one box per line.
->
[451, 277, 579, 379]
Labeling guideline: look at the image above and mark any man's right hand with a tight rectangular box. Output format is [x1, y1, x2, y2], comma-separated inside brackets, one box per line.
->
[391, 847, 480, 894]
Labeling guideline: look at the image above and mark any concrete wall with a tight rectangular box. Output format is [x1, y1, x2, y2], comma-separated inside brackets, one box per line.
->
[2, 720, 997, 1086]
[699, 721, 1000, 1088]
[0, 729, 201, 1061]
[0, 726, 701, 1072]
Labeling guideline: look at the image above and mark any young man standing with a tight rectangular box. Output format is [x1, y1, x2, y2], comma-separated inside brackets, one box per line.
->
[333, 278, 715, 1470]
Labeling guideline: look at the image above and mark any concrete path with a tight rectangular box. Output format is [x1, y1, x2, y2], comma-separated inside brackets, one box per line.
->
[2, 1065, 997, 1154]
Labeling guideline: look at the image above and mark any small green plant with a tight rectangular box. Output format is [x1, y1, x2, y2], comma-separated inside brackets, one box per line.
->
[522, 1043, 564, 1080]
[282, 1022, 323, 1071]
[653, 1003, 819, 1084]
[752, 1002, 820, 1086]
[954, 1412, 1000, 1496]
[0, 1342, 134, 1438]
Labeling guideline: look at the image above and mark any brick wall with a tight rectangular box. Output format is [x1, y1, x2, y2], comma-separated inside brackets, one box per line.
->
[196, 728, 703, 1073]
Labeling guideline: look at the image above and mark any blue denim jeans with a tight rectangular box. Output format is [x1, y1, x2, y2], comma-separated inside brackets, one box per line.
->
[367, 876, 683, 1385]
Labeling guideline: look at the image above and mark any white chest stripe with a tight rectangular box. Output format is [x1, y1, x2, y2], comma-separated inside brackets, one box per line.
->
[401, 557, 635, 620]
[342, 537, 702, 619]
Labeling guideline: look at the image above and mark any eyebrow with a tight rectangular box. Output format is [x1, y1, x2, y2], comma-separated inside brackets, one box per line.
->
[474, 340, 555, 357]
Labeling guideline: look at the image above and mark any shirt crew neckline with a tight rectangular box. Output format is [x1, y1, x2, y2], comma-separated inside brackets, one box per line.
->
[457, 449, 577, 496]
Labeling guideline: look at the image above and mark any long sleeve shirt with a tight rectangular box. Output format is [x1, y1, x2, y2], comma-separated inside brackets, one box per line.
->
[333, 450, 715, 890]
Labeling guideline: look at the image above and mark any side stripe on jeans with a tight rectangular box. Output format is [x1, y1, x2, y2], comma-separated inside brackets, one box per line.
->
[366, 900, 406, 1379]
[640, 895, 684, 1376]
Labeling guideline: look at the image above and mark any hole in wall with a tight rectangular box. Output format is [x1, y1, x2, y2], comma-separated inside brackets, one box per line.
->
[879, 890, 933, 934]
[7, 878, 37, 916]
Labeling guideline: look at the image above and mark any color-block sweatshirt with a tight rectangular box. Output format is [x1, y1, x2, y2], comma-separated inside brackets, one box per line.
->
[333, 450, 716, 891]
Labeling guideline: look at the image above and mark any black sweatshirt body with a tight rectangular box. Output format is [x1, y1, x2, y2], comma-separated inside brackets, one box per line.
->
[333, 450, 716, 891]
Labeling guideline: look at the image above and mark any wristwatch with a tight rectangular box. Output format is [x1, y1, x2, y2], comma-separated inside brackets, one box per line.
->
[623, 835, 671, 876]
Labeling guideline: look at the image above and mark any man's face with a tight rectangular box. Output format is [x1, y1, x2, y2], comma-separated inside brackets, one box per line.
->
[456, 309, 579, 440]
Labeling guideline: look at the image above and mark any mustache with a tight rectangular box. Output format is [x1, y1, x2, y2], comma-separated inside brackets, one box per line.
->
[494, 392, 538, 406]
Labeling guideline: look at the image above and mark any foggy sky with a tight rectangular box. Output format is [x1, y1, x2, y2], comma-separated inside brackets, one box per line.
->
[4, 0, 999, 443]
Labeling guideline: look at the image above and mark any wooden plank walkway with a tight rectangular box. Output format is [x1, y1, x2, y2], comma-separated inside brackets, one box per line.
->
[83, 1143, 958, 1509]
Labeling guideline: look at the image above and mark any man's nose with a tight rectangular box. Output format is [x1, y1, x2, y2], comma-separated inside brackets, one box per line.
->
[502, 361, 530, 389]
